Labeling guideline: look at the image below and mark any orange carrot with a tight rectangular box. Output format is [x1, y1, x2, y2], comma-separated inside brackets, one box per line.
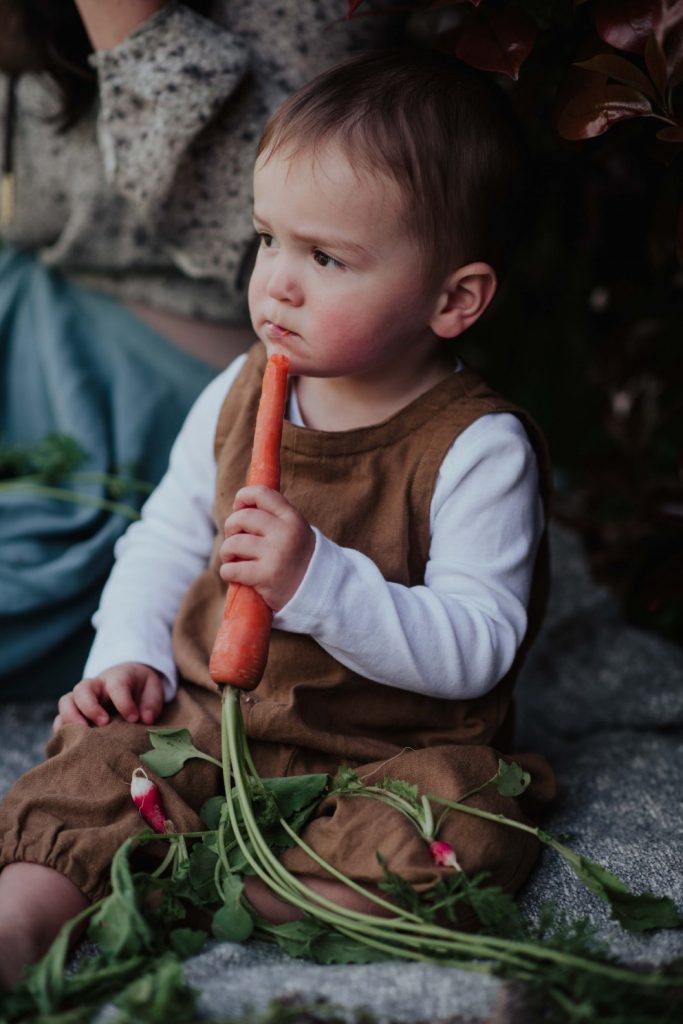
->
[209, 353, 290, 688]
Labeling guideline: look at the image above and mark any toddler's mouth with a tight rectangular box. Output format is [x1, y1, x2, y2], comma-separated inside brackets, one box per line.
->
[265, 321, 295, 340]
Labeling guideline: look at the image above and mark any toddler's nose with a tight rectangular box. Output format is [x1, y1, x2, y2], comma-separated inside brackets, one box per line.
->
[266, 261, 303, 305]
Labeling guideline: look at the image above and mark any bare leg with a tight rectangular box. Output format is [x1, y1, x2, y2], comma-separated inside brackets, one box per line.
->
[0, 864, 88, 988]
[244, 874, 394, 925]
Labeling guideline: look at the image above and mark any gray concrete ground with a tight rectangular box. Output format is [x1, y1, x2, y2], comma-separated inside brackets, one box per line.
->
[1, 523, 682, 1021]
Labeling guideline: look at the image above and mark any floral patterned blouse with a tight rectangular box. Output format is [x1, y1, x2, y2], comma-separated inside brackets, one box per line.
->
[1, 1, 387, 322]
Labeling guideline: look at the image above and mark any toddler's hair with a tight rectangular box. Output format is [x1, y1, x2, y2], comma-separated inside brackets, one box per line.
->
[257, 48, 530, 284]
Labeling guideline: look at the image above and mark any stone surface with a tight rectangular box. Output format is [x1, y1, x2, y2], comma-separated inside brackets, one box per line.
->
[1, 523, 682, 1021]
[182, 942, 500, 1022]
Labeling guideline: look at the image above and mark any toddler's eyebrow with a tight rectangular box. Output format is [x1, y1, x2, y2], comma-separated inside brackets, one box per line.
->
[295, 232, 373, 260]
[290, 229, 370, 254]
[252, 212, 373, 260]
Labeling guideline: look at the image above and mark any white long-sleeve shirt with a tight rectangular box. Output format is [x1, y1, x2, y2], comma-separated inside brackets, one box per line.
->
[85, 355, 544, 702]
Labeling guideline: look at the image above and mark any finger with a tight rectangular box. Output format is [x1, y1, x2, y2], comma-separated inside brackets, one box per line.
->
[220, 533, 265, 564]
[57, 693, 91, 728]
[219, 559, 265, 590]
[52, 713, 62, 734]
[233, 485, 290, 515]
[223, 507, 274, 539]
[107, 676, 141, 723]
[72, 680, 110, 726]
[139, 674, 164, 725]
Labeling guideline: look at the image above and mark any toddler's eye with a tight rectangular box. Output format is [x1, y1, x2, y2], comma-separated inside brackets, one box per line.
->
[313, 249, 344, 270]
[257, 231, 275, 249]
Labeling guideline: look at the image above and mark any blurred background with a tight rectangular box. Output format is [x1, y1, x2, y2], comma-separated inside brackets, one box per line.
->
[353, 0, 683, 646]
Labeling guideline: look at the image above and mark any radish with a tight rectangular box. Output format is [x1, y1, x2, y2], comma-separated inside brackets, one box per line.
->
[131, 767, 169, 833]
[429, 839, 461, 871]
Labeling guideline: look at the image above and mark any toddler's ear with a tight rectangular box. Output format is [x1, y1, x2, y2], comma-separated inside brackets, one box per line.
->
[429, 262, 497, 339]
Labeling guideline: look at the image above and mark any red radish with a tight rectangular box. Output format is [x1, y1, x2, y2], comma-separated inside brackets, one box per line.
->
[429, 839, 462, 871]
[209, 353, 290, 689]
[131, 767, 169, 834]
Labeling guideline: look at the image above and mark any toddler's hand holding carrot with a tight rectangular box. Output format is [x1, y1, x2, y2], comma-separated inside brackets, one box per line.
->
[53, 662, 165, 733]
[219, 484, 315, 612]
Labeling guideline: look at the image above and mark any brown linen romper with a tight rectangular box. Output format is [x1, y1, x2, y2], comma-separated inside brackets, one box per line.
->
[0, 345, 555, 908]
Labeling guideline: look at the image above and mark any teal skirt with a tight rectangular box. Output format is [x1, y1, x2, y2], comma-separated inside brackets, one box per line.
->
[0, 249, 218, 700]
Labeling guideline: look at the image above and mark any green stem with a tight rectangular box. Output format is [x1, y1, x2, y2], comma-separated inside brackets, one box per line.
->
[337, 788, 426, 835]
[274, 814, 669, 984]
[426, 794, 611, 884]
[451, 779, 491, 805]
[331, 923, 498, 971]
[70, 471, 154, 494]
[216, 804, 233, 882]
[420, 794, 434, 838]
[218, 689, 240, 886]
[224, 694, 423, 929]
[277, 816, 423, 921]
[428, 794, 539, 840]
[0, 481, 141, 519]
[434, 806, 452, 835]
[3, 470, 153, 494]
[361, 785, 424, 823]
[217, 691, 682, 989]
[221, 697, 577, 974]
[214, 850, 225, 897]
[222, 706, 306, 911]
[150, 842, 178, 879]
[192, 751, 223, 770]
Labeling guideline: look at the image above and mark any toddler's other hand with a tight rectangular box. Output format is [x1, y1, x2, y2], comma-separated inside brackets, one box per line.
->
[219, 485, 315, 611]
[53, 662, 164, 733]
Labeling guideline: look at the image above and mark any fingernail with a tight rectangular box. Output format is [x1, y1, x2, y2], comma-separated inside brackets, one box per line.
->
[97, 714, 109, 726]
[127, 713, 139, 723]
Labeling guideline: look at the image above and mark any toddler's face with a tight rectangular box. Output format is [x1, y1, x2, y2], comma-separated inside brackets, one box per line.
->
[248, 142, 439, 380]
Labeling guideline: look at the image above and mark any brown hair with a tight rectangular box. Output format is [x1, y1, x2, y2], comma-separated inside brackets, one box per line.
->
[0, 0, 95, 130]
[257, 48, 530, 284]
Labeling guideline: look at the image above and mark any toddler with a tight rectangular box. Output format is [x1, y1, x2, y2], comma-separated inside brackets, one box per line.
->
[0, 49, 554, 985]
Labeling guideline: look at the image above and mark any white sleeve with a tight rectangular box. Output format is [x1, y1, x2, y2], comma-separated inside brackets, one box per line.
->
[273, 414, 544, 700]
[83, 354, 248, 699]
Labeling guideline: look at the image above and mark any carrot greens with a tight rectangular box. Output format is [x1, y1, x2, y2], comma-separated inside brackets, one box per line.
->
[0, 433, 153, 520]
[1, 691, 682, 1024]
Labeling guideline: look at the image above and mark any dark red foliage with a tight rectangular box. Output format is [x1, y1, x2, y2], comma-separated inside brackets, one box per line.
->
[450, 6, 538, 79]
[342, 1, 683, 643]
[595, 0, 659, 54]
[556, 83, 652, 139]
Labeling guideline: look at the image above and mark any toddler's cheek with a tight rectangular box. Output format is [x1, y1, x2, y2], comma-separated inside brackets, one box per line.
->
[317, 310, 358, 340]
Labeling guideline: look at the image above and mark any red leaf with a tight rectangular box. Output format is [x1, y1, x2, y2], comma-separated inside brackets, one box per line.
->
[556, 83, 653, 139]
[656, 125, 683, 140]
[574, 53, 658, 100]
[662, 8, 683, 80]
[453, 7, 538, 80]
[595, 0, 657, 54]
[596, 0, 683, 77]
[644, 31, 669, 93]
[346, 0, 365, 15]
